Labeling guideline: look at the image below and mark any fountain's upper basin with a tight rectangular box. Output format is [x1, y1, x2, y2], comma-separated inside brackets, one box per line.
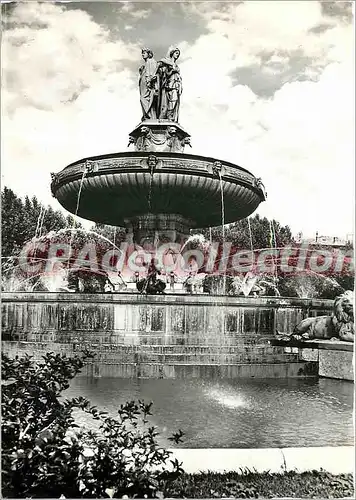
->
[51, 151, 265, 228]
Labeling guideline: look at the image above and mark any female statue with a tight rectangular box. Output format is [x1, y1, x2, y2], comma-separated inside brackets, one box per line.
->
[156, 47, 182, 122]
[139, 48, 158, 120]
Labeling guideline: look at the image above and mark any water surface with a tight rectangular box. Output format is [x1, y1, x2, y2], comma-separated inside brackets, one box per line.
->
[65, 377, 354, 448]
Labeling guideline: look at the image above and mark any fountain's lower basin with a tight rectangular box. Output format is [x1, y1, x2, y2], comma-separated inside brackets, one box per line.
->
[64, 376, 354, 448]
[3, 293, 350, 380]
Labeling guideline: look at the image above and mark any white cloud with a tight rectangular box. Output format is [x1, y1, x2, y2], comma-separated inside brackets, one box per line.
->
[179, 2, 354, 237]
[185, 1, 352, 70]
[119, 2, 150, 19]
[1, 1, 140, 222]
[1, 1, 354, 239]
[182, 55, 354, 236]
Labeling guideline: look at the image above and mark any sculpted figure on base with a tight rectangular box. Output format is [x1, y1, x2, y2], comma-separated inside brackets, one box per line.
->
[277, 291, 354, 343]
[139, 48, 159, 120]
[138, 46, 182, 123]
[156, 47, 182, 122]
[136, 258, 166, 295]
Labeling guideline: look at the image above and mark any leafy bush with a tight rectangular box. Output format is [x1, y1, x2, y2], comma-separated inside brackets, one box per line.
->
[1, 352, 184, 498]
[278, 274, 352, 299]
[2, 352, 353, 499]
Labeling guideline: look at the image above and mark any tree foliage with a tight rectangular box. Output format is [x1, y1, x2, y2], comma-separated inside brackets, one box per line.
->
[91, 223, 127, 248]
[1, 187, 81, 258]
[193, 214, 293, 249]
[2, 352, 184, 498]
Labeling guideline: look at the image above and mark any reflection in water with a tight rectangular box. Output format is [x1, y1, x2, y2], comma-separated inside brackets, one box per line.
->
[64, 377, 354, 449]
[205, 385, 250, 409]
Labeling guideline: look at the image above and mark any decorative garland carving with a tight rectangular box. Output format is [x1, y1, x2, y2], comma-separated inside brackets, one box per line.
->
[54, 156, 261, 201]
[128, 122, 190, 153]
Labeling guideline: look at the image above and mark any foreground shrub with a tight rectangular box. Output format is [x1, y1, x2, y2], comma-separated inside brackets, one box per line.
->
[1, 352, 184, 498]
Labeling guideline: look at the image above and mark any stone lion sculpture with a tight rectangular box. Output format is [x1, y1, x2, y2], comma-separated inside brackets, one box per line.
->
[290, 291, 354, 343]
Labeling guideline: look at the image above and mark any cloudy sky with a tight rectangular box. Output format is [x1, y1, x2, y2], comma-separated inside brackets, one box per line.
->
[1, 1, 354, 238]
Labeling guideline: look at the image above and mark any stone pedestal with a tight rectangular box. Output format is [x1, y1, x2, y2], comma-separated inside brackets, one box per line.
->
[124, 213, 193, 247]
[298, 340, 354, 381]
[128, 120, 191, 153]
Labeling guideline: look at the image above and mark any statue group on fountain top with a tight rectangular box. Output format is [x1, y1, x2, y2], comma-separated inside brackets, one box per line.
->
[139, 47, 182, 123]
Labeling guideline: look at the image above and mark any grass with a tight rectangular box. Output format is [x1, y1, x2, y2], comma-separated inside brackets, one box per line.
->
[164, 469, 354, 498]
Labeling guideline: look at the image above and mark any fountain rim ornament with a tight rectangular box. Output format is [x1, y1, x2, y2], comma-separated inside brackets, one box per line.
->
[60, 150, 261, 179]
[51, 150, 266, 228]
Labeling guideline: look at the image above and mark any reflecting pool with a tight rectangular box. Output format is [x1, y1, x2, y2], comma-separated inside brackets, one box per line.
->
[65, 377, 354, 448]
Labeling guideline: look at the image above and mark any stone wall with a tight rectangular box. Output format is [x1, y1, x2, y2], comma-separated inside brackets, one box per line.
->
[299, 341, 354, 382]
[2, 293, 331, 379]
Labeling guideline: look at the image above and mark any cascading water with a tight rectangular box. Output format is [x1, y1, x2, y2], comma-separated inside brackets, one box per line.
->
[57, 228, 121, 252]
[112, 227, 117, 260]
[38, 207, 46, 239]
[5, 227, 124, 293]
[33, 206, 47, 266]
[269, 219, 279, 294]
[110, 226, 117, 276]
[247, 217, 254, 253]
[218, 171, 226, 295]
[181, 233, 207, 252]
[148, 170, 154, 211]
[34, 205, 46, 239]
[67, 169, 88, 269]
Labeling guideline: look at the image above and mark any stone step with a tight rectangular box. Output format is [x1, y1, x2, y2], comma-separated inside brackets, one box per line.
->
[95, 344, 283, 351]
[3, 343, 299, 365]
[100, 346, 292, 359]
[98, 356, 298, 365]
[79, 361, 318, 379]
[94, 353, 300, 363]
[6, 335, 277, 347]
[9, 332, 275, 343]
[4, 341, 293, 355]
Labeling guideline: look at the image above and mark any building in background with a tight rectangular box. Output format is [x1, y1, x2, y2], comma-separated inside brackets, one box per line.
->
[294, 232, 354, 248]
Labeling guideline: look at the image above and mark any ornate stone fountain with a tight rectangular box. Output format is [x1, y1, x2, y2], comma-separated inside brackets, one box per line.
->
[5, 49, 349, 381]
[50, 47, 266, 247]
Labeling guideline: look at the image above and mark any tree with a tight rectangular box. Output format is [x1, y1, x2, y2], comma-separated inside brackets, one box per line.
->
[2, 352, 184, 498]
[193, 214, 293, 250]
[91, 223, 127, 248]
[1, 187, 28, 257]
[1, 187, 82, 258]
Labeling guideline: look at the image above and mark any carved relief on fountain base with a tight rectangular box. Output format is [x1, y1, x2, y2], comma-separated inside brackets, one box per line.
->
[128, 120, 191, 153]
[124, 213, 194, 246]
